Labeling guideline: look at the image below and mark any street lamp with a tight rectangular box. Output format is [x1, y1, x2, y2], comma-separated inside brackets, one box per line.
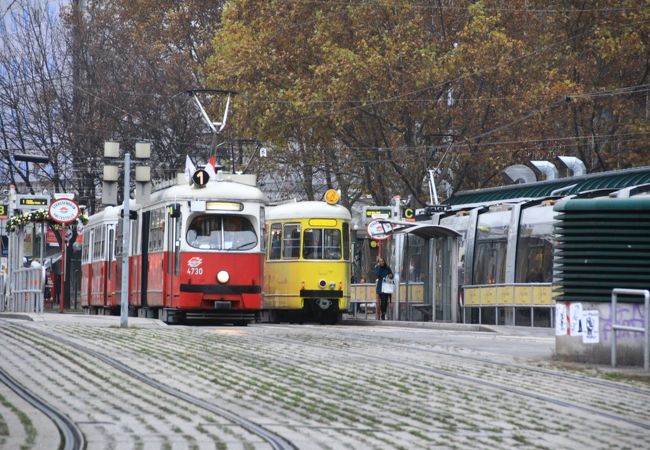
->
[102, 141, 151, 328]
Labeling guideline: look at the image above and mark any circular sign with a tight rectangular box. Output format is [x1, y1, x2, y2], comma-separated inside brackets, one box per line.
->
[49, 198, 80, 224]
[367, 219, 393, 241]
[324, 189, 340, 205]
[192, 169, 210, 187]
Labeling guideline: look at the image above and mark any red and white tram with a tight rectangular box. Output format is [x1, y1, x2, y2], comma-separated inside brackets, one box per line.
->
[80, 205, 121, 310]
[82, 172, 268, 324]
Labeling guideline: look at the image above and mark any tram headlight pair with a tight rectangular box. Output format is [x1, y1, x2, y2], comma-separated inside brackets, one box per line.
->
[318, 279, 336, 289]
[216, 270, 229, 284]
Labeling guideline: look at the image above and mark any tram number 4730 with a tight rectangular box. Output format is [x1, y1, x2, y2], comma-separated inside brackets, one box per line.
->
[187, 267, 204, 275]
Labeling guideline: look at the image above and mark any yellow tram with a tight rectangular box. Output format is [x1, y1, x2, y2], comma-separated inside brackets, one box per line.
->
[261, 190, 351, 324]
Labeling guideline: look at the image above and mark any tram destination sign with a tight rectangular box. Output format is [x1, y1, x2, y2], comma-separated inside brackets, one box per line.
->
[364, 206, 391, 220]
[16, 195, 49, 211]
[49, 198, 80, 224]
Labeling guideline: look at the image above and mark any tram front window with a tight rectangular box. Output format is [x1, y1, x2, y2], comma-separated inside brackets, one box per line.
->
[186, 215, 257, 250]
[303, 228, 341, 260]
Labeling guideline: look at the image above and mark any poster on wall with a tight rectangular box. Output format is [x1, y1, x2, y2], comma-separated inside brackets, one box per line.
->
[555, 303, 568, 336]
[569, 303, 583, 336]
[582, 310, 600, 344]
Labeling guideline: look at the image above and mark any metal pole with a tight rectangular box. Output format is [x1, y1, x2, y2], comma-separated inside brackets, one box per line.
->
[391, 196, 401, 320]
[611, 292, 618, 367]
[645, 295, 649, 371]
[120, 152, 131, 328]
[59, 227, 66, 313]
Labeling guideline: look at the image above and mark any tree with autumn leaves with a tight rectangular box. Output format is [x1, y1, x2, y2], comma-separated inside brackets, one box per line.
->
[1, 0, 648, 209]
[205, 0, 650, 206]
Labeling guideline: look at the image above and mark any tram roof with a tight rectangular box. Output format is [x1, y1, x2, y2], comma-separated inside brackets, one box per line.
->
[445, 166, 650, 206]
[88, 201, 135, 225]
[150, 179, 267, 204]
[267, 201, 351, 221]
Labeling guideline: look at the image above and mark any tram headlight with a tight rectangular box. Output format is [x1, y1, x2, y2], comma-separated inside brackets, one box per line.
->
[319, 279, 327, 289]
[217, 270, 230, 284]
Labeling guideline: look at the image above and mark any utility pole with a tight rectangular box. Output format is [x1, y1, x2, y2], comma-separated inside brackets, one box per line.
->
[120, 152, 130, 328]
[102, 141, 151, 328]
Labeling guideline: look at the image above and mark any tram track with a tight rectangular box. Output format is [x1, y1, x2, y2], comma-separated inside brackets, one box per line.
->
[258, 327, 650, 432]
[0, 366, 85, 450]
[1, 321, 296, 450]
[4, 319, 649, 448]
[326, 326, 650, 397]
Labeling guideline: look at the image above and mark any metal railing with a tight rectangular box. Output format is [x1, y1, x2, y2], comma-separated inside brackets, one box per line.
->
[611, 288, 650, 371]
[3, 267, 45, 314]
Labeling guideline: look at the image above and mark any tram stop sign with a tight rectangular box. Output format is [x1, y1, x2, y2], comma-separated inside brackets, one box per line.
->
[49, 198, 80, 224]
[367, 220, 393, 241]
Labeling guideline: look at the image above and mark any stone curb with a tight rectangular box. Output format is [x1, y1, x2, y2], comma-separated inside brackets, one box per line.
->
[0, 313, 39, 321]
[341, 318, 491, 332]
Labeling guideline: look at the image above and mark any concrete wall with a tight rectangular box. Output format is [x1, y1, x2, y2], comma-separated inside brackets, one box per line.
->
[555, 301, 647, 366]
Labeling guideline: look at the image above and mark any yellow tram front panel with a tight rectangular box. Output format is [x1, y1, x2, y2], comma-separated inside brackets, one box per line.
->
[264, 258, 350, 310]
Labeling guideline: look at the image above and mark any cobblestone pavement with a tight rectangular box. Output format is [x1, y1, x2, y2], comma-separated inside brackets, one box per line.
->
[0, 315, 649, 449]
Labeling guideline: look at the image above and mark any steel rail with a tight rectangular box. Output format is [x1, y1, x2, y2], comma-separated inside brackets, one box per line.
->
[8, 324, 295, 450]
[0, 367, 85, 450]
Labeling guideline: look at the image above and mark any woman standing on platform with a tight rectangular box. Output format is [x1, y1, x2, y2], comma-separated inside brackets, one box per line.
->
[374, 257, 393, 320]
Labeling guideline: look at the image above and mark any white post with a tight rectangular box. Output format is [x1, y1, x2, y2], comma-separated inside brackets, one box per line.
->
[120, 152, 130, 328]
[391, 196, 402, 320]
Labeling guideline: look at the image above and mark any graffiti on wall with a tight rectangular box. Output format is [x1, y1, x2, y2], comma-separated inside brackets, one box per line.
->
[601, 303, 646, 342]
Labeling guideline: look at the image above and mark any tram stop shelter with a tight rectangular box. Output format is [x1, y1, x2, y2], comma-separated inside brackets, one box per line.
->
[391, 223, 460, 323]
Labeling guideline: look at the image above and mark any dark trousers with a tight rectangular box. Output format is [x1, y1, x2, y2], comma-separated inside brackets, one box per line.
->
[378, 293, 390, 320]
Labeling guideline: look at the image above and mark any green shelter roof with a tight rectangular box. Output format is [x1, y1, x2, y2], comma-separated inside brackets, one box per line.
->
[445, 166, 650, 206]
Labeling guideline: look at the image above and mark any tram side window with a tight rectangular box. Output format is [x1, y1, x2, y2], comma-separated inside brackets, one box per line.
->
[282, 223, 301, 258]
[343, 222, 350, 261]
[108, 229, 114, 279]
[115, 223, 123, 257]
[82, 234, 90, 263]
[473, 240, 507, 284]
[148, 208, 165, 252]
[269, 223, 282, 260]
[93, 226, 104, 261]
[516, 237, 553, 283]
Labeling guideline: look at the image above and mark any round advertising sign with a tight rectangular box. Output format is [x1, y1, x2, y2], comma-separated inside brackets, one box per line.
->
[49, 198, 80, 224]
[367, 219, 393, 241]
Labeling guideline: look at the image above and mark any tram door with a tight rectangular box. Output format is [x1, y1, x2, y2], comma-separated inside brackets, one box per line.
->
[140, 211, 150, 307]
[166, 204, 181, 306]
